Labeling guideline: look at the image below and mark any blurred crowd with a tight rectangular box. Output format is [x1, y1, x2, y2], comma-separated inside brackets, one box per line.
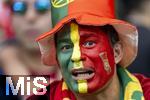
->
[0, 0, 150, 99]
[0, 0, 61, 99]
[0, 0, 61, 77]
[117, 0, 150, 77]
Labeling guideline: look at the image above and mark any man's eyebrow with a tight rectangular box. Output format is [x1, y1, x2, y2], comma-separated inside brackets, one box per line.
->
[80, 32, 99, 37]
[57, 38, 72, 43]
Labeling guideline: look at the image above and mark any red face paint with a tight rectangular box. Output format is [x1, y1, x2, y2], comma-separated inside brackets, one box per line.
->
[79, 26, 115, 93]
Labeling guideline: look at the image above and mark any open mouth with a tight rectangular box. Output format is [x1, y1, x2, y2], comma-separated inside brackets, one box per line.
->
[71, 68, 95, 80]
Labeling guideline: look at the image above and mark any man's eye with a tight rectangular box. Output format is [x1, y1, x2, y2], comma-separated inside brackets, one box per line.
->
[83, 41, 96, 48]
[61, 45, 72, 52]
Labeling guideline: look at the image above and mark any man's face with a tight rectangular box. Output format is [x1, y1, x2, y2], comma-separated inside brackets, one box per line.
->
[11, 0, 52, 50]
[56, 22, 115, 94]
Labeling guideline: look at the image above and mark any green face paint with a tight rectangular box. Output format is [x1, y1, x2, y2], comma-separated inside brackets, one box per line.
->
[56, 24, 79, 93]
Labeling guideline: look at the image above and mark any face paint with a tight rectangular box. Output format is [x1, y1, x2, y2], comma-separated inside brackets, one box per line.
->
[99, 52, 111, 73]
[56, 23, 87, 93]
[70, 23, 88, 93]
[56, 23, 79, 93]
[56, 22, 115, 94]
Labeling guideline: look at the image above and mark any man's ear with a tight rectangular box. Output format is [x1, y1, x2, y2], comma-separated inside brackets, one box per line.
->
[113, 42, 123, 64]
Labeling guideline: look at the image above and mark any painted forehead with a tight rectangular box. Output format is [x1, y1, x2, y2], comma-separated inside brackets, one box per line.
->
[56, 22, 107, 40]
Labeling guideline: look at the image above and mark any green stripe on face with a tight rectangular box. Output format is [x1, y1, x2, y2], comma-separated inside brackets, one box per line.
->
[70, 23, 87, 93]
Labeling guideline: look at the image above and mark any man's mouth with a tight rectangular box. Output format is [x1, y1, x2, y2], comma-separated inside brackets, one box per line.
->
[71, 68, 95, 80]
[26, 29, 39, 36]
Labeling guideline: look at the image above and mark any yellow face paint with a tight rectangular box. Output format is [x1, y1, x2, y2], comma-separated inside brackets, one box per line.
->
[70, 23, 87, 93]
[70, 23, 82, 68]
[62, 81, 68, 91]
[77, 80, 88, 93]
[99, 52, 111, 74]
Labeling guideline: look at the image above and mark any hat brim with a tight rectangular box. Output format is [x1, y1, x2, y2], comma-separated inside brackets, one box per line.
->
[37, 13, 138, 68]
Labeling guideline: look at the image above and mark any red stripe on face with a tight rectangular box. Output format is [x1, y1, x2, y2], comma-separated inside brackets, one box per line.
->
[78, 25, 115, 93]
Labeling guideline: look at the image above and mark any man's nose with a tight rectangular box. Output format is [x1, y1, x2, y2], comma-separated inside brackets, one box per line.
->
[71, 55, 81, 62]
[71, 50, 86, 62]
[25, 7, 37, 23]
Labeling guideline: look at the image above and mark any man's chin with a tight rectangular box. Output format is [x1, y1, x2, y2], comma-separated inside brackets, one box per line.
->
[89, 78, 113, 95]
[71, 79, 112, 95]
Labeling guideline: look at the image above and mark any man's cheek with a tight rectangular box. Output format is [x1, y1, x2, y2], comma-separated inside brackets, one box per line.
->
[58, 53, 69, 66]
[80, 51, 113, 93]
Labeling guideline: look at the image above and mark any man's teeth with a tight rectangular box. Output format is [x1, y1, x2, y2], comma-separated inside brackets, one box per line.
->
[76, 73, 92, 77]
[72, 70, 95, 80]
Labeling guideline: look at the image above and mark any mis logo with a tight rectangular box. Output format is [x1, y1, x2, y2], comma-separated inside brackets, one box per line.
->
[51, 0, 74, 8]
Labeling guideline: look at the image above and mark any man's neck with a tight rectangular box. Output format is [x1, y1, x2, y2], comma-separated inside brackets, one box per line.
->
[75, 71, 120, 100]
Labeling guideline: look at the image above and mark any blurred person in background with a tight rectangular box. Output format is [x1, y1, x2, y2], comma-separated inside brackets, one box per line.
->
[0, 0, 20, 99]
[0, 0, 61, 99]
[0, 0, 14, 75]
[0, 21, 4, 75]
[0, 0, 14, 43]
[119, 0, 150, 77]
[0, 0, 61, 80]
